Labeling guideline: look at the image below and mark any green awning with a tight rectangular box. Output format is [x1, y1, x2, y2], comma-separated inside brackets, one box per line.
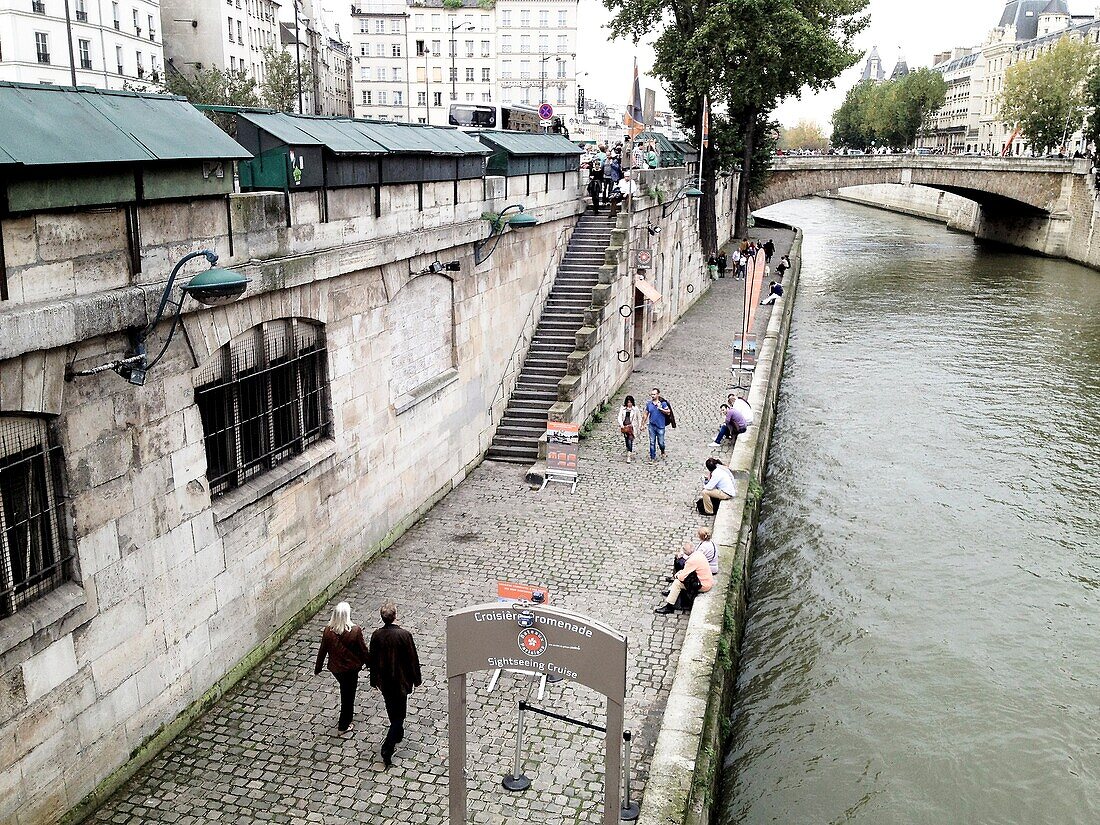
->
[0, 82, 250, 167]
[239, 112, 387, 154]
[475, 130, 583, 157]
[354, 121, 489, 155]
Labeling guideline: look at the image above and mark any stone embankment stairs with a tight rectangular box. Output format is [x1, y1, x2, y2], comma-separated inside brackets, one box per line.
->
[485, 211, 616, 464]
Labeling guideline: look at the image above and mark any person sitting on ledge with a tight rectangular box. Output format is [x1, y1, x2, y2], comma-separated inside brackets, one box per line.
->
[760, 280, 784, 306]
[698, 457, 736, 515]
[655, 537, 714, 614]
[670, 526, 718, 578]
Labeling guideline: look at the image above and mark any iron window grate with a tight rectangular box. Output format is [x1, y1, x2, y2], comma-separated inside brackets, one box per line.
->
[196, 320, 331, 497]
[0, 416, 70, 618]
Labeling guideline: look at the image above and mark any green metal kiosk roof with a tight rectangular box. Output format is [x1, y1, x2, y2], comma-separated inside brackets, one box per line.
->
[238, 111, 488, 156]
[0, 82, 250, 167]
[475, 131, 583, 156]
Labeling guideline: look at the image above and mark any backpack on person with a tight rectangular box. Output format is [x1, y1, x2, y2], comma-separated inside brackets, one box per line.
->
[664, 399, 677, 429]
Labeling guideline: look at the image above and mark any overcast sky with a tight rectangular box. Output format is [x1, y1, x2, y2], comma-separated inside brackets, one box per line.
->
[577, 0, 1006, 128]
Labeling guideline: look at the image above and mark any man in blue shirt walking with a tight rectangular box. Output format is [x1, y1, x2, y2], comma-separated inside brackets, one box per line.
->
[642, 387, 672, 461]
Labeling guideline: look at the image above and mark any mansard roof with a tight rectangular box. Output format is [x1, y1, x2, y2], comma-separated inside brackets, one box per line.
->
[1040, 0, 1070, 14]
[999, 1, 1055, 40]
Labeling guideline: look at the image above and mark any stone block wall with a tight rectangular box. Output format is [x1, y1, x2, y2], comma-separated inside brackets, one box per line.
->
[0, 173, 584, 825]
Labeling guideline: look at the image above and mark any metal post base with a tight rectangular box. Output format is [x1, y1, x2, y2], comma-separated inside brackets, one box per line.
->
[620, 802, 640, 821]
[502, 774, 532, 792]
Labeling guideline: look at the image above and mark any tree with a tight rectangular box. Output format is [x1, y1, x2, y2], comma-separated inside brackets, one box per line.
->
[780, 120, 830, 151]
[604, 0, 869, 248]
[1086, 62, 1100, 153]
[1000, 36, 1095, 154]
[830, 70, 945, 150]
[164, 63, 260, 134]
[261, 46, 312, 113]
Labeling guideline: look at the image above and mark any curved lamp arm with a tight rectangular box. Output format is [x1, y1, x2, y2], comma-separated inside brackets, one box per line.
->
[660, 182, 705, 218]
[140, 249, 219, 339]
[475, 204, 530, 265]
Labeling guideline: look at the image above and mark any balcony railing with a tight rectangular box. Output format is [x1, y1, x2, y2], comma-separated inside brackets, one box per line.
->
[37, 50, 50, 63]
[31, 0, 45, 13]
[75, 9, 87, 20]
[113, 19, 120, 29]
[116, 62, 123, 74]
[80, 58, 91, 68]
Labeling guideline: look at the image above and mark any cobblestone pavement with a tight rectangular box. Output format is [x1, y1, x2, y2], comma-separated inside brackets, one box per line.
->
[90, 231, 795, 825]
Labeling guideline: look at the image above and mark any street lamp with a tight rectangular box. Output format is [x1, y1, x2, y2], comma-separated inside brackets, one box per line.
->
[66, 250, 248, 385]
[659, 180, 705, 218]
[422, 46, 433, 125]
[449, 21, 474, 103]
[474, 205, 538, 265]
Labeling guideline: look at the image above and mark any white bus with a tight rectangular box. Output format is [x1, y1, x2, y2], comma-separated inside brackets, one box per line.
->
[448, 103, 568, 136]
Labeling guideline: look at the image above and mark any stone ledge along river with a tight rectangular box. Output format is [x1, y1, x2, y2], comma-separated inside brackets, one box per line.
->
[719, 198, 1100, 825]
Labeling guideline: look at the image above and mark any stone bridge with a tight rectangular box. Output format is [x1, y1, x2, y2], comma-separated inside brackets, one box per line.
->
[755, 156, 1099, 266]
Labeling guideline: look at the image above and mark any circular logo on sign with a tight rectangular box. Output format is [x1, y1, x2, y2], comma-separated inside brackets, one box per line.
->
[518, 628, 547, 657]
[538, 103, 554, 120]
[636, 250, 653, 268]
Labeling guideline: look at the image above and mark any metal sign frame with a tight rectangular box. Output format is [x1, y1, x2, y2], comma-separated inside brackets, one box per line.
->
[446, 602, 628, 825]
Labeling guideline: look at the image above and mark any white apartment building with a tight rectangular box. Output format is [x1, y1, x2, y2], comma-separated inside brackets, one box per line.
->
[921, 48, 985, 153]
[350, 0, 578, 126]
[0, 0, 165, 88]
[160, 0, 280, 83]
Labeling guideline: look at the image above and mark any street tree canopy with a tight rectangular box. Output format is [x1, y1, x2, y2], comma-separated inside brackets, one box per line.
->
[262, 46, 312, 114]
[164, 64, 261, 133]
[1086, 62, 1100, 153]
[831, 69, 946, 149]
[1000, 36, 1095, 154]
[780, 120, 830, 152]
[603, 0, 868, 244]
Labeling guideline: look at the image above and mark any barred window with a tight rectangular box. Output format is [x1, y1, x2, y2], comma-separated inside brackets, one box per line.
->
[195, 319, 331, 497]
[1, 416, 70, 618]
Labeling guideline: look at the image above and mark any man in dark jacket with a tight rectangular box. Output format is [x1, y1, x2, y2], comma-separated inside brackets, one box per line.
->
[369, 602, 422, 767]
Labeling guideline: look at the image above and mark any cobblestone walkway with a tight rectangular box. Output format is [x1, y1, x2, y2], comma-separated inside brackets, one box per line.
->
[90, 231, 795, 825]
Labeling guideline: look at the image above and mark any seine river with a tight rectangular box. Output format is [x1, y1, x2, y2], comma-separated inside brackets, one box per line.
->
[720, 198, 1100, 824]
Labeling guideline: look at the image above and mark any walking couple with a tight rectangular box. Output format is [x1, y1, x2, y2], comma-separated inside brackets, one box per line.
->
[618, 388, 676, 462]
[314, 601, 422, 768]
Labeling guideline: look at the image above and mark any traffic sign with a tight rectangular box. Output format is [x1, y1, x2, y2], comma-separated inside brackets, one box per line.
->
[538, 103, 554, 119]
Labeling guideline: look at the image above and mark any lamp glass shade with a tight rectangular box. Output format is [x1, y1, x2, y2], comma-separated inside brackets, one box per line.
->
[508, 212, 539, 229]
[684, 186, 704, 198]
[183, 267, 249, 306]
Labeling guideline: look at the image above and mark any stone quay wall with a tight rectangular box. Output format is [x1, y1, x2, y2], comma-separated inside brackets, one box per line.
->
[824, 184, 982, 233]
[638, 221, 802, 825]
[0, 172, 586, 825]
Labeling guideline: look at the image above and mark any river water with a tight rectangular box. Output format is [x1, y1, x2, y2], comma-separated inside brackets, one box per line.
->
[720, 199, 1100, 824]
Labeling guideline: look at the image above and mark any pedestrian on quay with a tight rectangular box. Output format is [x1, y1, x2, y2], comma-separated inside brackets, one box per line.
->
[618, 395, 643, 463]
[736, 251, 748, 280]
[717, 251, 728, 278]
[314, 601, 371, 735]
[698, 457, 736, 515]
[589, 148, 605, 196]
[369, 602, 423, 768]
[763, 238, 776, 262]
[642, 387, 674, 461]
[587, 173, 603, 215]
[775, 254, 791, 277]
[645, 143, 660, 169]
[707, 254, 719, 280]
[606, 156, 623, 200]
[655, 537, 714, 614]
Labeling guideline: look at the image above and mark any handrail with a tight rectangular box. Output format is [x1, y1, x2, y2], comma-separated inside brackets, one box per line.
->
[488, 221, 575, 425]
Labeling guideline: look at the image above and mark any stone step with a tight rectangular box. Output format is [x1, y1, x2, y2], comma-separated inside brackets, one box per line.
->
[504, 404, 554, 420]
[484, 445, 539, 464]
[513, 389, 558, 403]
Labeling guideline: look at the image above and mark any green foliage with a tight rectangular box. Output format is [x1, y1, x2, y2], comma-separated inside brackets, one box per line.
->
[603, 0, 869, 241]
[442, 0, 463, 8]
[477, 0, 496, 7]
[1087, 63, 1100, 152]
[831, 69, 946, 149]
[261, 45, 311, 114]
[579, 401, 609, 440]
[164, 64, 260, 134]
[1001, 36, 1095, 154]
[779, 120, 830, 152]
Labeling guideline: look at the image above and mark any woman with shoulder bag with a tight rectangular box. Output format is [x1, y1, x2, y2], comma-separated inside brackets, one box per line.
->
[618, 395, 643, 463]
[314, 602, 370, 734]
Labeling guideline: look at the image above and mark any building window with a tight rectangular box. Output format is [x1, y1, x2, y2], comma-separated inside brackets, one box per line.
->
[465, 40, 474, 57]
[34, 32, 49, 64]
[377, 66, 387, 81]
[465, 67, 474, 82]
[392, 43, 402, 57]
[393, 66, 402, 81]
[394, 90, 403, 106]
[359, 19, 368, 33]
[501, 10, 511, 27]
[115, 44, 123, 73]
[520, 35, 529, 53]
[557, 58, 567, 78]
[362, 89, 372, 104]
[379, 90, 388, 104]
[132, 8, 140, 34]
[482, 92, 491, 102]
[78, 39, 91, 69]
[520, 10, 530, 26]
[519, 60, 529, 79]
[112, 1, 119, 28]
[31, 0, 46, 14]
[0, 417, 70, 620]
[391, 19, 400, 33]
[431, 39, 440, 54]
[149, 14, 155, 40]
[417, 90, 426, 106]
[195, 320, 330, 498]
[557, 35, 567, 53]
[538, 35, 547, 53]
[433, 91, 442, 106]
[449, 66, 457, 82]
[481, 40, 490, 57]
[556, 87, 566, 104]
[74, 0, 86, 19]
[465, 92, 473, 101]
[375, 19, 384, 33]
[539, 10, 548, 27]
[237, 20, 243, 42]
[481, 67, 490, 82]
[501, 60, 511, 78]
[430, 14, 440, 30]
[558, 10, 567, 27]
[227, 16, 234, 41]
[414, 14, 424, 29]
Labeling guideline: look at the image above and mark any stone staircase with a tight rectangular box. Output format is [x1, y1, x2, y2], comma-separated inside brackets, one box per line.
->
[485, 211, 617, 464]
